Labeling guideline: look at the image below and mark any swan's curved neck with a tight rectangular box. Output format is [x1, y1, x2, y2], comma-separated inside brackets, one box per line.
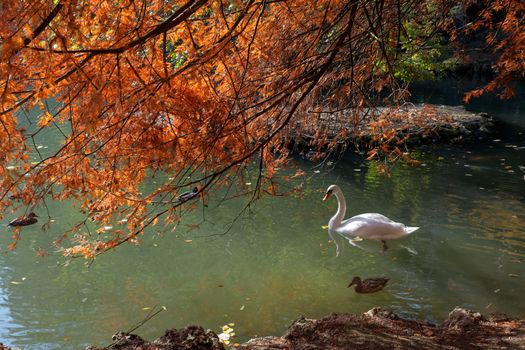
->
[329, 190, 346, 229]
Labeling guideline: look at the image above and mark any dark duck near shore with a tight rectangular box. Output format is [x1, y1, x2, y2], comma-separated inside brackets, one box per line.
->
[348, 276, 389, 293]
[8, 212, 38, 227]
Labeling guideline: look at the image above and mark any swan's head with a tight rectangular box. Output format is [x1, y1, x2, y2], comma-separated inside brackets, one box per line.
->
[347, 276, 361, 288]
[323, 184, 340, 201]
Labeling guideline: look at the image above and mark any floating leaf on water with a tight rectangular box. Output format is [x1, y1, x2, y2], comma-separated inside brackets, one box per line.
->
[465, 173, 473, 177]
[354, 168, 361, 172]
[313, 170, 320, 174]
[10, 281, 22, 285]
[6, 166, 17, 170]
[143, 307, 151, 310]
[508, 273, 519, 277]
[493, 139, 501, 142]
[184, 239, 193, 243]
[228, 323, 235, 327]
[437, 156, 445, 160]
[321, 225, 328, 229]
[104, 226, 113, 230]
[239, 305, 245, 311]
[245, 182, 252, 185]
[218, 332, 231, 344]
[81, 298, 88, 303]
[494, 289, 500, 293]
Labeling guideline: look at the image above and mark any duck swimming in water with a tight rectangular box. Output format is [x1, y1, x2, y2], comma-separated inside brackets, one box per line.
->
[348, 276, 389, 293]
[176, 187, 199, 203]
[8, 212, 38, 227]
[323, 184, 419, 250]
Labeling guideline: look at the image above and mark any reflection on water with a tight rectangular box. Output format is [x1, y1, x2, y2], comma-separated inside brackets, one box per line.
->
[0, 84, 524, 348]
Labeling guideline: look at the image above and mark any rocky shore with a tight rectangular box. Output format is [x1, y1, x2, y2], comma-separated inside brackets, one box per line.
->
[78, 307, 524, 350]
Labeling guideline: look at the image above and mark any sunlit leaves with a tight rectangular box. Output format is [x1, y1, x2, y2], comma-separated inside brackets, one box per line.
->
[0, 0, 520, 258]
[460, 0, 525, 101]
[38, 112, 54, 128]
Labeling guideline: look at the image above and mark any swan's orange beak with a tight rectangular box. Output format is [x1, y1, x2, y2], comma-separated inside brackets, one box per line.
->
[323, 192, 331, 201]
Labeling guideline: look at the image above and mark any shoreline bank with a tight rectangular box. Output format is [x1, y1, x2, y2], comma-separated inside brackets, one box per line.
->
[82, 307, 524, 350]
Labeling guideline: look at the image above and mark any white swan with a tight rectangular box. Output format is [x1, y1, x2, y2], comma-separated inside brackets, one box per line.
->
[323, 184, 419, 250]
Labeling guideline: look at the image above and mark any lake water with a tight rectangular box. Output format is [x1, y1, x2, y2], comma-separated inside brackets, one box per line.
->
[0, 81, 524, 349]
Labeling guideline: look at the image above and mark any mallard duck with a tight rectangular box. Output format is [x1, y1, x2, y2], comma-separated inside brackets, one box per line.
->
[347, 276, 389, 293]
[177, 187, 198, 203]
[8, 212, 38, 227]
[323, 184, 419, 250]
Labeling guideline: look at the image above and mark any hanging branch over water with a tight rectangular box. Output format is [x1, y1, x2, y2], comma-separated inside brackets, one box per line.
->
[0, 0, 522, 258]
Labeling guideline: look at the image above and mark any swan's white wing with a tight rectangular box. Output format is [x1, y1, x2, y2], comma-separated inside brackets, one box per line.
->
[334, 218, 368, 236]
[346, 213, 397, 224]
[337, 213, 408, 240]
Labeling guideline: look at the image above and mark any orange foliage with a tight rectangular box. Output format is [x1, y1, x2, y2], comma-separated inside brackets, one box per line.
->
[460, 0, 525, 101]
[0, 0, 520, 258]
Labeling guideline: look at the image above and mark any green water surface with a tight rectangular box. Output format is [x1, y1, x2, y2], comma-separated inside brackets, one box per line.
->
[0, 83, 524, 349]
